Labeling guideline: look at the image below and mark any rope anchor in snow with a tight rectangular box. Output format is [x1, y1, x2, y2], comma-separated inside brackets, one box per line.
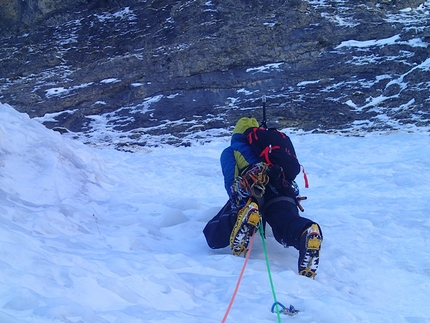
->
[271, 302, 299, 316]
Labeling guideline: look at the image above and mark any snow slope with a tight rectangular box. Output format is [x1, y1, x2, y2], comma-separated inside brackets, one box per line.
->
[1, 103, 429, 323]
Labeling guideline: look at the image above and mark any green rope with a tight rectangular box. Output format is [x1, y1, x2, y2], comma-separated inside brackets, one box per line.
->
[258, 222, 282, 323]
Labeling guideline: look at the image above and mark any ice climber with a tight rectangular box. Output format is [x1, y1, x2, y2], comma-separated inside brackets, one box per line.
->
[204, 117, 323, 278]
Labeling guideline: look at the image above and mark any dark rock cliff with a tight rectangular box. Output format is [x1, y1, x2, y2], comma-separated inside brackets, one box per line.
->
[1, 0, 429, 147]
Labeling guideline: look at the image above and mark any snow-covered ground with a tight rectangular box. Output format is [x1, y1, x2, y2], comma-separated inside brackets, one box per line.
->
[1, 103, 429, 322]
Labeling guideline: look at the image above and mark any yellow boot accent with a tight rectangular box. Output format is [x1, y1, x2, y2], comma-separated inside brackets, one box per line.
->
[307, 224, 322, 251]
[230, 200, 260, 256]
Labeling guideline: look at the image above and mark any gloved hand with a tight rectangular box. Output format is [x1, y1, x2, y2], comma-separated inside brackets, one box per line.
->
[291, 180, 300, 196]
[267, 165, 282, 185]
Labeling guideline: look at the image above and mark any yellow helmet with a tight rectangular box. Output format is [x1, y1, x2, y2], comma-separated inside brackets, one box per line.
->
[232, 117, 259, 135]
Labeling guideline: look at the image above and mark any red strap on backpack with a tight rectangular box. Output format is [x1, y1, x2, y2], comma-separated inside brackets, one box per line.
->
[301, 165, 309, 188]
[259, 145, 280, 166]
[246, 128, 259, 144]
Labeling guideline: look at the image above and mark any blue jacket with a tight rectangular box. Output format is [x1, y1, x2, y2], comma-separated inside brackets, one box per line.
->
[220, 118, 260, 196]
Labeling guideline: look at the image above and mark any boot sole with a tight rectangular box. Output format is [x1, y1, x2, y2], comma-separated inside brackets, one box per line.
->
[299, 224, 322, 278]
[230, 201, 260, 256]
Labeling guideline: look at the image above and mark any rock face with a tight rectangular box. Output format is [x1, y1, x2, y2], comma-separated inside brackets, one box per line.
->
[0, 0, 423, 32]
[1, 0, 429, 147]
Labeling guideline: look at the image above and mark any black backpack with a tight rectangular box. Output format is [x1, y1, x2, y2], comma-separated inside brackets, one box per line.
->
[244, 127, 301, 182]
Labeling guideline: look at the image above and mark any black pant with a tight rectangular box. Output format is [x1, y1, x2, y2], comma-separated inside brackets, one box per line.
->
[203, 196, 319, 251]
[262, 198, 315, 250]
[203, 200, 235, 249]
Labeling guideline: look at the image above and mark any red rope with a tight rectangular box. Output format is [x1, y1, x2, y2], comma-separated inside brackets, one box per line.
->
[221, 231, 257, 323]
